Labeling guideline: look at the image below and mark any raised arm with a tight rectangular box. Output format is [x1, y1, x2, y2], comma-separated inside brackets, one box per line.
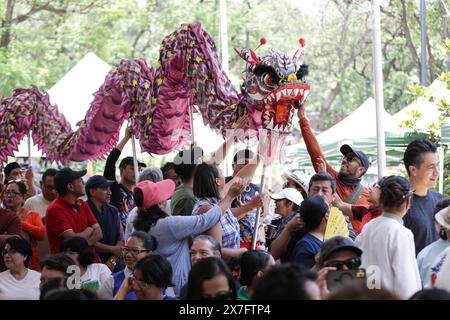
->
[169, 180, 246, 240]
[104, 128, 131, 180]
[298, 104, 335, 175]
[210, 115, 248, 166]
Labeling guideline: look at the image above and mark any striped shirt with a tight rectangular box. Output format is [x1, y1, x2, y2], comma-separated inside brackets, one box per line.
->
[193, 197, 240, 248]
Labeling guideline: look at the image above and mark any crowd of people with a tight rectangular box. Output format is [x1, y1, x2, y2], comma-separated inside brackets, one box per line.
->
[0, 109, 450, 301]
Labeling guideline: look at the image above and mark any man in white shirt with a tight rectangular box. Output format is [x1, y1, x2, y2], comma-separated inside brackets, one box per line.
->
[24, 168, 58, 220]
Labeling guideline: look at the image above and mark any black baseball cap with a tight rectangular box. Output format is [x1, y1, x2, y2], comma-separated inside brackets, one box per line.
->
[54, 168, 87, 189]
[119, 157, 147, 169]
[85, 175, 114, 192]
[318, 236, 362, 267]
[340, 144, 370, 170]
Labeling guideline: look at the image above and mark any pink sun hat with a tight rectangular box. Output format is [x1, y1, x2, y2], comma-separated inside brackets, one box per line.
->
[134, 179, 176, 209]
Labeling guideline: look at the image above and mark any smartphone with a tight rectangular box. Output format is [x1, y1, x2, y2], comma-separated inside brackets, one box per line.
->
[326, 268, 367, 292]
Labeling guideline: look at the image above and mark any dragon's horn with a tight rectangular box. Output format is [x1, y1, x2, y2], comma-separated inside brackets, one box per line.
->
[292, 38, 306, 61]
[234, 48, 260, 65]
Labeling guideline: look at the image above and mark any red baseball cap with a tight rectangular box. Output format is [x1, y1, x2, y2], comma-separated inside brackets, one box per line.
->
[134, 179, 176, 209]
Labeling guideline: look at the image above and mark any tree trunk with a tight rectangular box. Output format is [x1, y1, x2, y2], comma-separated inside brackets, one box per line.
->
[0, 0, 15, 48]
[400, 0, 421, 77]
[439, 0, 450, 70]
[316, 84, 341, 131]
[426, 34, 436, 82]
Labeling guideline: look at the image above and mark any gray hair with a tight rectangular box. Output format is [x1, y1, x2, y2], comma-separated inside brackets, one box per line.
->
[138, 167, 163, 183]
[192, 235, 222, 256]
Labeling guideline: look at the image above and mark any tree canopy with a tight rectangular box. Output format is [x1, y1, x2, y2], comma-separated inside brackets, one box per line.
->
[1, 0, 449, 132]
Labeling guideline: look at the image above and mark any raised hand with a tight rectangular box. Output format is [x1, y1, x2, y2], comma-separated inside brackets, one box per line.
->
[286, 213, 302, 232]
[227, 178, 246, 198]
[124, 127, 133, 140]
[316, 156, 327, 173]
[297, 101, 307, 120]
[250, 194, 265, 209]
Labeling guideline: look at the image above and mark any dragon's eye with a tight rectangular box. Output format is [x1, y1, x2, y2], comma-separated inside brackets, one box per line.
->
[263, 74, 276, 87]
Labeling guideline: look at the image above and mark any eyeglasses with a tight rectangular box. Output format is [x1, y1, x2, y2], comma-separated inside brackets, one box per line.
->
[323, 256, 361, 270]
[1, 249, 18, 256]
[121, 247, 150, 255]
[130, 274, 151, 288]
[201, 290, 233, 300]
[4, 190, 22, 197]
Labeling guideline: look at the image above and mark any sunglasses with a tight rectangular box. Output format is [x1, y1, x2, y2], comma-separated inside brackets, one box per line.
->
[343, 155, 362, 166]
[202, 290, 233, 300]
[323, 256, 361, 270]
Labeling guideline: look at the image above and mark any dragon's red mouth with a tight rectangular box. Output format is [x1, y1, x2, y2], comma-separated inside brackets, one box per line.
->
[261, 83, 310, 132]
[262, 83, 310, 105]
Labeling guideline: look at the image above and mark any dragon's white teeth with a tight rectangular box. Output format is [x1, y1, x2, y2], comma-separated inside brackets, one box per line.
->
[299, 88, 304, 96]
[264, 113, 270, 121]
[287, 89, 292, 96]
[267, 118, 274, 130]
[293, 89, 299, 96]
[283, 89, 288, 96]
[276, 91, 282, 101]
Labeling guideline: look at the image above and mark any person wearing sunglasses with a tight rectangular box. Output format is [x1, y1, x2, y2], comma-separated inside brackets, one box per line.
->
[315, 236, 363, 299]
[0, 236, 40, 299]
[4, 180, 45, 271]
[186, 256, 237, 300]
[114, 254, 176, 300]
[298, 105, 371, 235]
[356, 175, 421, 299]
[97, 231, 156, 300]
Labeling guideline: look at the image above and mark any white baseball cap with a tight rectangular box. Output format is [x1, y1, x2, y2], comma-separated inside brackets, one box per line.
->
[435, 206, 450, 230]
[270, 188, 303, 206]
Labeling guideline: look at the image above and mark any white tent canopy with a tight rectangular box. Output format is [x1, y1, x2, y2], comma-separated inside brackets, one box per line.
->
[315, 97, 393, 144]
[16, 52, 112, 157]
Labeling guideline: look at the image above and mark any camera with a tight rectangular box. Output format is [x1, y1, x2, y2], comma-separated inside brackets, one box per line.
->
[326, 268, 366, 291]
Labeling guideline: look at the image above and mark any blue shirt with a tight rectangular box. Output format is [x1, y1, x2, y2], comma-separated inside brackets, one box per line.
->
[403, 190, 444, 255]
[292, 233, 323, 269]
[417, 238, 450, 286]
[87, 200, 124, 264]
